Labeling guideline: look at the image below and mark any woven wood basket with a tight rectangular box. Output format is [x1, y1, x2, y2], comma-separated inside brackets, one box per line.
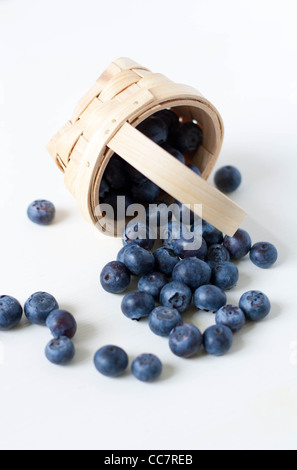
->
[47, 57, 246, 237]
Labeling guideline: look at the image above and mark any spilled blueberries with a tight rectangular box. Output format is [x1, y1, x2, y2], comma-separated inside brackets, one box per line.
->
[1, 108, 278, 384]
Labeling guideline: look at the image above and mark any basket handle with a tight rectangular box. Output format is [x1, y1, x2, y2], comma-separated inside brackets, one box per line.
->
[108, 122, 246, 236]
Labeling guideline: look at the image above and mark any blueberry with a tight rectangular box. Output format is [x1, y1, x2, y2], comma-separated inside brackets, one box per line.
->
[27, 200, 55, 225]
[153, 247, 180, 277]
[215, 305, 246, 333]
[117, 245, 131, 264]
[169, 324, 203, 358]
[249, 242, 278, 269]
[172, 258, 211, 291]
[149, 306, 183, 337]
[172, 200, 200, 226]
[223, 229, 252, 260]
[172, 234, 207, 260]
[138, 272, 168, 299]
[161, 142, 185, 164]
[173, 122, 203, 152]
[214, 165, 242, 193]
[104, 155, 128, 192]
[24, 292, 59, 326]
[125, 165, 147, 185]
[187, 163, 201, 176]
[203, 325, 233, 356]
[46, 309, 77, 338]
[100, 261, 131, 294]
[0, 295, 23, 330]
[160, 281, 192, 313]
[146, 201, 173, 229]
[211, 262, 239, 290]
[192, 220, 223, 246]
[131, 353, 162, 382]
[137, 116, 168, 144]
[94, 345, 129, 377]
[121, 291, 155, 321]
[153, 109, 179, 134]
[131, 179, 161, 204]
[99, 178, 110, 199]
[239, 290, 271, 322]
[206, 244, 231, 267]
[123, 244, 155, 276]
[161, 220, 189, 250]
[123, 221, 156, 251]
[193, 285, 227, 312]
[45, 336, 75, 365]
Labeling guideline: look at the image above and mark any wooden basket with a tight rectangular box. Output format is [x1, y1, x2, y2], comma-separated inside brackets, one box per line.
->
[47, 57, 246, 236]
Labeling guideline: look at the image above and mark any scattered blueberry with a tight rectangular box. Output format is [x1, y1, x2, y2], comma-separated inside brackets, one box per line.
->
[172, 234, 208, 260]
[192, 220, 223, 246]
[117, 245, 131, 264]
[131, 179, 161, 204]
[239, 290, 271, 322]
[0, 295, 23, 330]
[138, 272, 168, 300]
[172, 258, 211, 291]
[131, 353, 163, 382]
[123, 244, 155, 276]
[27, 200, 55, 225]
[24, 292, 59, 326]
[153, 247, 180, 277]
[94, 345, 129, 377]
[211, 261, 239, 290]
[249, 242, 278, 269]
[46, 309, 77, 339]
[173, 122, 203, 152]
[160, 281, 192, 313]
[193, 285, 227, 312]
[169, 324, 203, 358]
[203, 325, 233, 356]
[161, 220, 189, 250]
[123, 221, 156, 251]
[100, 261, 131, 294]
[206, 244, 231, 267]
[121, 291, 155, 321]
[137, 116, 168, 144]
[146, 200, 172, 228]
[149, 306, 183, 337]
[45, 336, 75, 365]
[223, 228, 252, 260]
[215, 305, 246, 333]
[214, 165, 242, 193]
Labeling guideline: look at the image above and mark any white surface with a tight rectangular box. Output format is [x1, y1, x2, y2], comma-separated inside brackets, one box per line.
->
[0, 0, 297, 451]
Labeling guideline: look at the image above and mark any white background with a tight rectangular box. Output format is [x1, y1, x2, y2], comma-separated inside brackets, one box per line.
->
[0, 0, 297, 451]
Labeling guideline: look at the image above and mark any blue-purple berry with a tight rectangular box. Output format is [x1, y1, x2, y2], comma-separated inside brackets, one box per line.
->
[100, 261, 131, 294]
[137, 116, 168, 144]
[192, 220, 223, 246]
[153, 247, 180, 278]
[223, 229, 252, 260]
[132, 353, 163, 382]
[24, 292, 59, 326]
[173, 122, 203, 152]
[172, 234, 207, 260]
[193, 285, 227, 312]
[45, 336, 75, 365]
[249, 242, 278, 269]
[214, 165, 242, 193]
[172, 258, 211, 291]
[239, 290, 271, 322]
[122, 221, 156, 251]
[206, 244, 231, 267]
[138, 272, 168, 300]
[121, 291, 155, 321]
[94, 345, 129, 377]
[123, 244, 155, 276]
[211, 262, 239, 290]
[46, 309, 77, 339]
[160, 281, 192, 313]
[161, 142, 185, 164]
[27, 200, 55, 225]
[149, 306, 183, 337]
[215, 305, 246, 333]
[203, 325, 233, 356]
[0, 295, 23, 330]
[169, 324, 203, 358]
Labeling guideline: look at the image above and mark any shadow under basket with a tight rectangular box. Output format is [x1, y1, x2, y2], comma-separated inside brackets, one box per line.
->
[47, 57, 246, 237]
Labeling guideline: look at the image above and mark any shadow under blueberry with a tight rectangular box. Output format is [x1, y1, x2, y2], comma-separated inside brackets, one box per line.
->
[52, 209, 71, 225]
